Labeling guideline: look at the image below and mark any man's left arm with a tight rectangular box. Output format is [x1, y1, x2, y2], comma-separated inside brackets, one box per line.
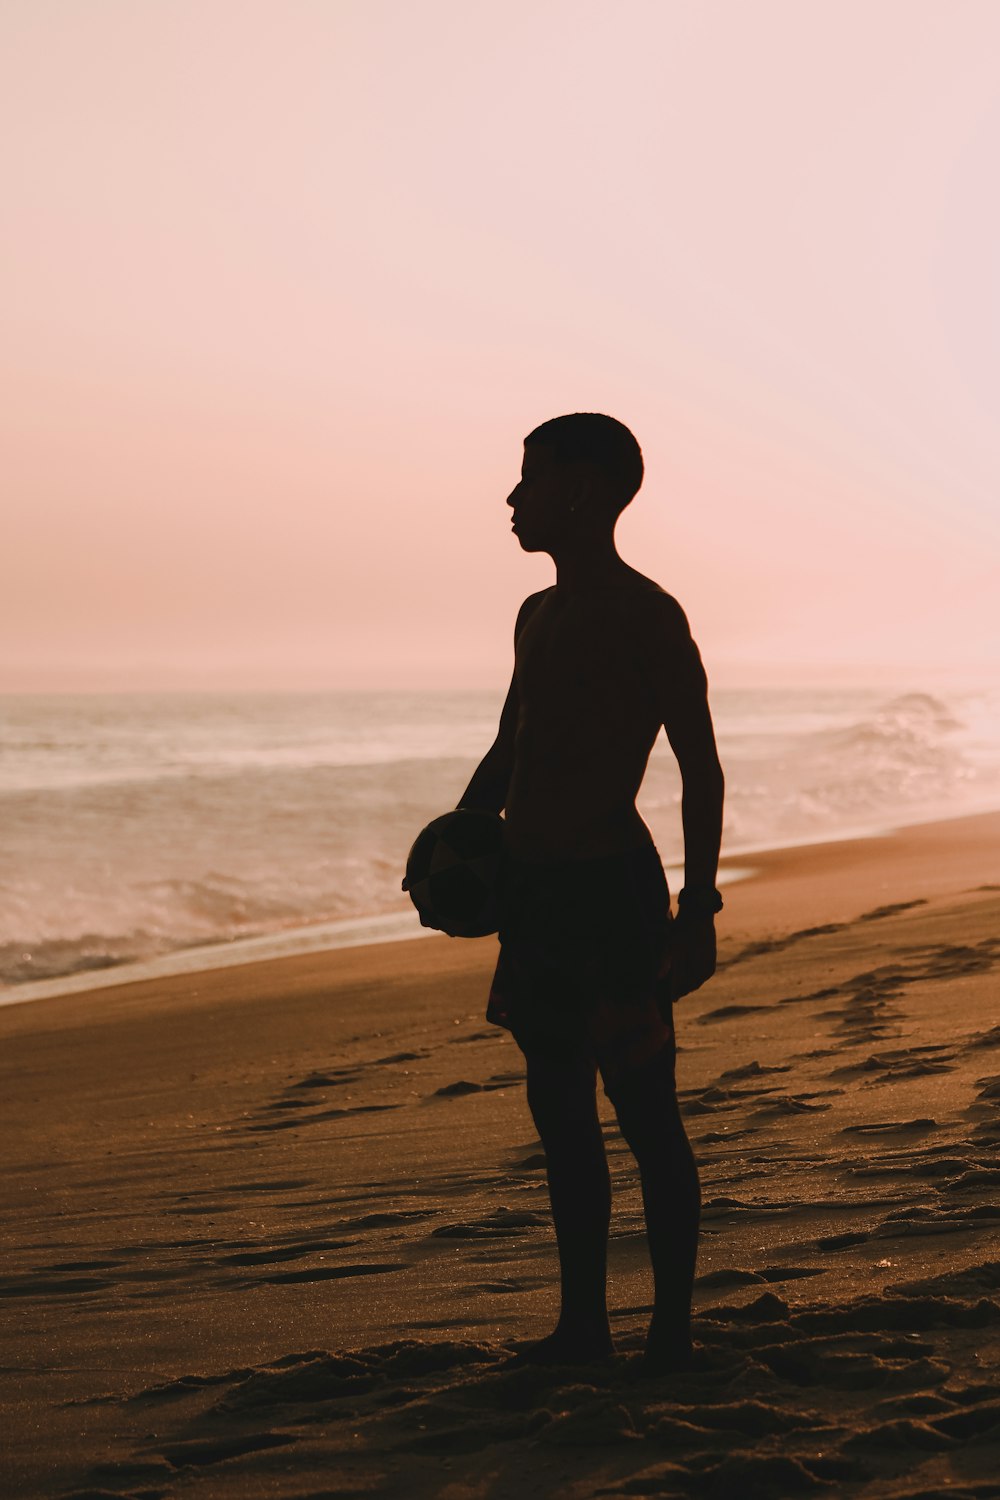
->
[647, 596, 725, 998]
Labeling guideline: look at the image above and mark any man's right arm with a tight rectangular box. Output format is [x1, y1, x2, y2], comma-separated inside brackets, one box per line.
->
[456, 590, 547, 813]
[456, 672, 518, 814]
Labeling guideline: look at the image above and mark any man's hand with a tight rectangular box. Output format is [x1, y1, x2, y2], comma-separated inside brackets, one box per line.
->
[401, 875, 464, 938]
[663, 911, 717, 1002]
[417, 911, 463, 938]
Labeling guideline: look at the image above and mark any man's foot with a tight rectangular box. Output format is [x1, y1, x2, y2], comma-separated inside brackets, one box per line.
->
[639, 1315, 695, 1375]
[502, 1323, 615, 1368]
[638, 1337, 695, 1376]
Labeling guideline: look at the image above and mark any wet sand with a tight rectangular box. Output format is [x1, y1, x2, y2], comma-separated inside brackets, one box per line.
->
[2, 810, 999, 1498]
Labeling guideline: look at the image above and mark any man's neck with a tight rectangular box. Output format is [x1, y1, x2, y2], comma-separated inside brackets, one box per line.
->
[552, 541, 632, 592]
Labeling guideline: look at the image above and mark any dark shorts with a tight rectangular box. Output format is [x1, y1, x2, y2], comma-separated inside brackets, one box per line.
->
[486, 841, 675, 1090]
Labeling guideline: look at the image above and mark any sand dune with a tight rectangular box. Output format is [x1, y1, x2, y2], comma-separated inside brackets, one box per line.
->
[1, 812, 999, 1498]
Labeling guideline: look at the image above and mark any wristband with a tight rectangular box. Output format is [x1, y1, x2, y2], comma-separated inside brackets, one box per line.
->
[677, 886, 723, 917]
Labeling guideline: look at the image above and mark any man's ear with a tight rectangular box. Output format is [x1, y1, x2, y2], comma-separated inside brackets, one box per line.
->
[578, 465, 614, 514]
[575, 463, 599, 509]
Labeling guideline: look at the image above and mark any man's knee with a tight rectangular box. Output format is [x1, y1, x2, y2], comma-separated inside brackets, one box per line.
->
[604, 1033, 676, 1099]
[604, 1041, 679, 1148]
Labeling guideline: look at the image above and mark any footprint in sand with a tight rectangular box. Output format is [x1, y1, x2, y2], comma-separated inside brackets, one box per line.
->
[857, 899, 928, 922]
[876, 1203, 1000, 1239]
[696, 1128, 760, 1145]
[291, 1070, 359, 1088]
[746, 1092, 839, 1116]
[433, 1079, 511, 1098]
[777, 985, 843, 1008]
[751, 1095, 837, 1116]
[249, 1102, 399, 1131]
[759, 1266, 826, 1283]
[825, 990, 904, 1043]
[719, 922, 849, 973]
[0, 1272, 120, 1298]
[696, 1268, 765, 1288]
[166, 1201, 237, 1217]
[240, 1068, 407, 1134]
[816, 1230, 871, 1250]
[698, 1003, 775, 1024]
[47, 1258, 125, 1271]
[681, 1096, 721, 1116]
[908, 941, 1000, 980]
[830, 1046, 955, 1083]
[430, 1207, 546, 1239]
[865, 1062, 955, 1086]
[344, 1208, 438, 1229]
[221, 1178, 314, 1193]
[892, 1154, 970, 1180]
[158, 1433, 298, 1467]
[215, 1238, 358, 1267]
[966, 1024, 1000, 1050]
[701, 1197, 753, 1221]
[254, 1261, 410, 1285]
[719, 1060, 792, 1080]
[941, 1165, 1000, 1190]
[680, 1084, 769, 1116]
[434, 1079, 483, 1097]
[695, 1265, 825, 1290]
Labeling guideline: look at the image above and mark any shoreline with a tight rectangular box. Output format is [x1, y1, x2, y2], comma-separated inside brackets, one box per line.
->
[3, 803, 998, 1011]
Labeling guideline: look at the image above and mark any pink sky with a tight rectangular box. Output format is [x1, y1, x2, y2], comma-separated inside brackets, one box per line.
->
[2, 0, 998, 692]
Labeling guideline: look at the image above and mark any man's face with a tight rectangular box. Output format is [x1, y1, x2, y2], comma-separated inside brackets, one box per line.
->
[506, 443, 576, 554]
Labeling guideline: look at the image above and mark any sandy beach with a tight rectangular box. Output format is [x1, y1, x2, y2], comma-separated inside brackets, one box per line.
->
[2, 810, 999, 1499]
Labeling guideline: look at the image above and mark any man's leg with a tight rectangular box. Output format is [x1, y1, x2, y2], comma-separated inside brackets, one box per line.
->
[606, 1042, 701, 1370]
[514, 1043, 614, 1363]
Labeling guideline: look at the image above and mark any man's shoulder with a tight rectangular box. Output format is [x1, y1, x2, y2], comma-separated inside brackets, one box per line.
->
[522, 585, 556, 608]
[622, 578, 691, 632]
[513, 588, 555, 635]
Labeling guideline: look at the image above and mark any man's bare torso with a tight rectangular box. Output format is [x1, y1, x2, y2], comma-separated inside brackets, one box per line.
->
[504, 569, 668, 861]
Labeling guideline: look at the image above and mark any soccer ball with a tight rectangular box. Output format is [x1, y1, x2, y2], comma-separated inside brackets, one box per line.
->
[403, 808, 504, 938]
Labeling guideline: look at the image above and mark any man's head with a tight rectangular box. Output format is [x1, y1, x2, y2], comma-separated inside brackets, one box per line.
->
[507, 412, 644, 554]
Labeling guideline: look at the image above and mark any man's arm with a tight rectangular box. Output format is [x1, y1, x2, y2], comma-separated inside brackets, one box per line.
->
[664, 676, 724, 896]
[457, 669, 518, 813]
[646, 594, 725, 996]
[456, 590, 548, 813]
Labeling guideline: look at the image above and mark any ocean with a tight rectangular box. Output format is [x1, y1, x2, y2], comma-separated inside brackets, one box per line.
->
[3, 685, 998, 994]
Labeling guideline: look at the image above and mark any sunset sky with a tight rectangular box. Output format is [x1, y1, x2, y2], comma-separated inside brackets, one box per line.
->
[3, 0, 998, 693]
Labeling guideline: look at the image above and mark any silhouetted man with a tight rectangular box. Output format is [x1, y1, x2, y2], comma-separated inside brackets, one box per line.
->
[459, 413, 724, 1372]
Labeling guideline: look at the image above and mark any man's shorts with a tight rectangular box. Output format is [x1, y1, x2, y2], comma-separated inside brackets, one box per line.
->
[486, 841, 675, 1091]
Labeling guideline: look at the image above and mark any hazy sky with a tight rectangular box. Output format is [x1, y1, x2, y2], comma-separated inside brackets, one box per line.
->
[3, 0, 998, 692]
